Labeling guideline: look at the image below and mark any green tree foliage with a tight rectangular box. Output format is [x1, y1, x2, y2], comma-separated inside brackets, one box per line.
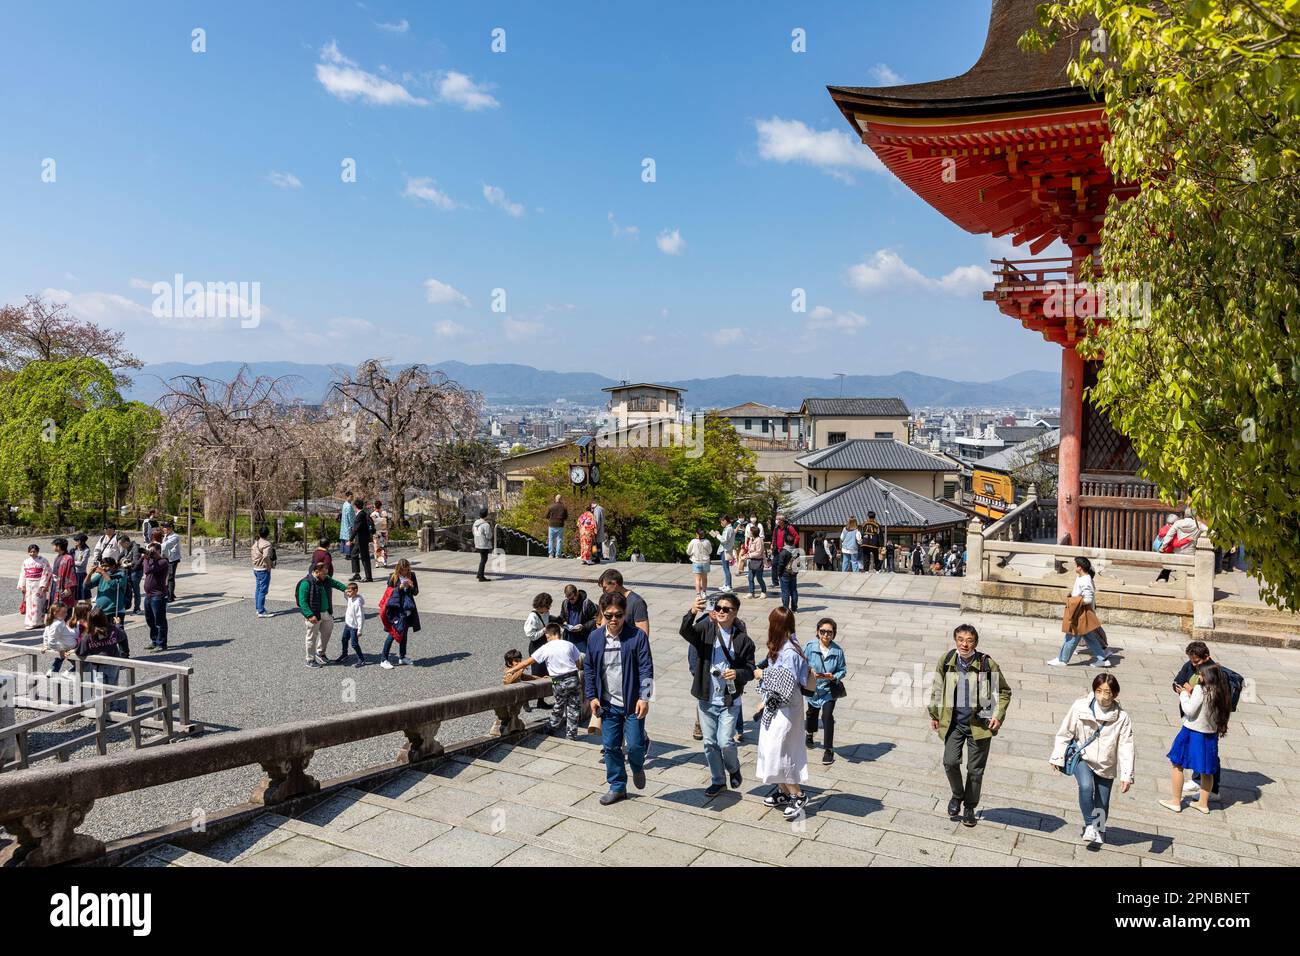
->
[1027, 1, 1300, 608]
[0, 358, 159, 513]
[501, 418, 758, 562]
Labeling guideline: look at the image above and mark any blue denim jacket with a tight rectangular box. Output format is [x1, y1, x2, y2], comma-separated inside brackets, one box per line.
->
[803, 639, 847, 708]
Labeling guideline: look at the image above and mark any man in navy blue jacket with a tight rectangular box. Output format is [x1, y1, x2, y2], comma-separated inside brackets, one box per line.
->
[586, 590, 654, 805]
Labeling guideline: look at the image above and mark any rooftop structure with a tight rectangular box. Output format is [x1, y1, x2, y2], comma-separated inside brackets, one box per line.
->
[828, 0, 1156, 548]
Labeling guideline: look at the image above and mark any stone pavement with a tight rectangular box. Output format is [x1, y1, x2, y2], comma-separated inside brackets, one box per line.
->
[4, 548, 1298, 866]
[112, 552, 1300, 867]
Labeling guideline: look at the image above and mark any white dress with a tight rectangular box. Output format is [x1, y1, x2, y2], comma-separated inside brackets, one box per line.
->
[755, 642, 810, 785]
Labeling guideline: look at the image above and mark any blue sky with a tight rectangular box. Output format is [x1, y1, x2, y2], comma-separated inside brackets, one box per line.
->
[0, 1, 1063, 381]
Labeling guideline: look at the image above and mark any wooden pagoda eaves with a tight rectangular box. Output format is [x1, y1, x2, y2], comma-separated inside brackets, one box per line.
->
[828, 0, 1133, 263]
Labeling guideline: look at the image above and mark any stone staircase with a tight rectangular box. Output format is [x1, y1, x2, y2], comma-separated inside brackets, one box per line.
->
[1207, 603, 1300, 651]
[124, 721, 1300, 868]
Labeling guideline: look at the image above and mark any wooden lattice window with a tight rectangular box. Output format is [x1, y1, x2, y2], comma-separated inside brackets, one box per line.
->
[1082, 362, 1141, 474]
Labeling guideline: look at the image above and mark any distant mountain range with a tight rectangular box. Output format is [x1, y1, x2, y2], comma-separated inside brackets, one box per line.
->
[124, 362, 1061, 410]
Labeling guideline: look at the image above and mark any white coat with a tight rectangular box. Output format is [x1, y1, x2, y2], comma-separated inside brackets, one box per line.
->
[1050, 694, 1135, 782]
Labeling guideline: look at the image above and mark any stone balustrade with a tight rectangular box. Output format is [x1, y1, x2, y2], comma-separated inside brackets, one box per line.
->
[0, 678, 552, 867]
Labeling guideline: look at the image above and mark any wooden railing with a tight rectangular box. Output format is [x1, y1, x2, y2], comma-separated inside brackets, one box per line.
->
[0, 644, 196, 772]
[0, 678, 552, 866]
[1079, 475, 1179, 552]
[988, 256, 1082, 287]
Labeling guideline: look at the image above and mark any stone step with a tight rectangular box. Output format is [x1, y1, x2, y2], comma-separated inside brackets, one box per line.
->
[430, 732, 1144, 866]
[442, 729, 1291, 866]
[124, 844, 232, 867]
[1214, 603, 1300, 626]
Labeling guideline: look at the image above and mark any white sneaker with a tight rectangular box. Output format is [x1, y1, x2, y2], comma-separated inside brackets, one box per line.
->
[1046, 658, 1068, 667]
[1081, 824, 1098, 844]
[313, 653, 328, 665]
[1183, 778, 1202, 794]
[380, 659, 394, 669]
[399, 657, 412, 665]
[1089, 657, 1112, 668]
[1093, 828, 1105, 846]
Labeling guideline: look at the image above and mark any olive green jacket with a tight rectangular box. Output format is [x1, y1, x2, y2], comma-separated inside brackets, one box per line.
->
[927, 649, 1012, 741]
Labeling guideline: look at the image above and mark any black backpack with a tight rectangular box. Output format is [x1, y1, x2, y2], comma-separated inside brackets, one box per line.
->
[1219, 665, 1245, 711]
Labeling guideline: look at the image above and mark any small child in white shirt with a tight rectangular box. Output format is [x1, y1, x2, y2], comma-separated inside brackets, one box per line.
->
[336, 582, 366, 667]
[506, 623, 584, 739]
[43, 602, 78, 674]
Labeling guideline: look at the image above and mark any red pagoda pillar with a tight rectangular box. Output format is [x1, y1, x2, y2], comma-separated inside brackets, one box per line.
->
[1058, 345, 1084, 546]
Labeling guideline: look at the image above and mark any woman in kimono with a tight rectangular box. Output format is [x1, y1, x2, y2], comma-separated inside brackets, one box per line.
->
[577, 509, 598, 565]
[17, 543, 52, 628]
[49, 537, 79, 611]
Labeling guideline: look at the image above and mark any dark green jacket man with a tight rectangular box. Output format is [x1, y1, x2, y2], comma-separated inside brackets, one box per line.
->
[927, 648, 1012, 741]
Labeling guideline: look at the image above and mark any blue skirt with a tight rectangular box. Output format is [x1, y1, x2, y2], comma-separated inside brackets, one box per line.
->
[1167, 726, 1220, 776]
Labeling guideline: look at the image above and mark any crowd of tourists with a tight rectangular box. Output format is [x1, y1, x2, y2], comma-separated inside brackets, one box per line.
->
[489, 538, 1242, 840]
[19, 514, 183, 656]
[12, 495, 1244, 845]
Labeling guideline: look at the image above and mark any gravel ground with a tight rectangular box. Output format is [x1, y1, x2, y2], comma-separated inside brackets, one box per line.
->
[4, 595, 533, 844]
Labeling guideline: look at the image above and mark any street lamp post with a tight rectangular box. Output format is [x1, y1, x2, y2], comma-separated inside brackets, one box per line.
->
[883, 488, 891, 573]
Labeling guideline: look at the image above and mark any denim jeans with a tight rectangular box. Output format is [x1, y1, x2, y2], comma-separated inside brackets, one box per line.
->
[253, 569, 271, 614]
[599, 703, 646, 793]
[1058, 629, 1107, 663]
[747, 566, 767, 596]
[547, 526, 563, 557]
[720, 557, 732, 590]
[840, 553, 861, 572]
[339, 625, 362, 658]
[128, 568, 143, 612]
[1072, 759, 1114, 832]
[382, 633, 408, 661]
[145, 594, 168, 648]
[698, 701, 741, 785]
[779, 576, 799, 612]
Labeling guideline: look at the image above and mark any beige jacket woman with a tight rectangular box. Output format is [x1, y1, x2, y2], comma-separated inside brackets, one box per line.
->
[1049, 693, 1135, 781]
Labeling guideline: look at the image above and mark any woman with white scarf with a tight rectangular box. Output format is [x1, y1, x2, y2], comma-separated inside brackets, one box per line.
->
[754, 605, 814, 820]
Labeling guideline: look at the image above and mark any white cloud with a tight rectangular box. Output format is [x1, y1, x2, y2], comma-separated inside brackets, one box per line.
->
[64, 272, 79, 283]
[709, 328, 746, 346]
[846, 249, 992, 299]
[755, 117, 885, 182]
[316, 40, 428, 106]
[375, 19, 409, 33]
[434, 320, 469, 338]
[503, 317, 543, 341]
[482, 183, 525, 217]
[437, 71, 499, 111]
[608, 212, 639, 239]
[657, 228, 685, 256]
[267, 171, 302, 189]
[403, 176, 459, 210]
[807, 306, 870, 333]
[41, 288, 149, 326]
[423, 278, 471, 307]
[324, 317, 375, 337]
[44, 282, 269, 333]
[128, 277, 151, 290]
[868, 63, 903, 85]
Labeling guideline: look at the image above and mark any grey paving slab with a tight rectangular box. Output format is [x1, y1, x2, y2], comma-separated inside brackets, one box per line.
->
[468, 800, 566, 837]
[343, 808, 454, 854]
[410, 826, 522, 866]
[601, 831, 704, 867]
[689, 850, 774, 867]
